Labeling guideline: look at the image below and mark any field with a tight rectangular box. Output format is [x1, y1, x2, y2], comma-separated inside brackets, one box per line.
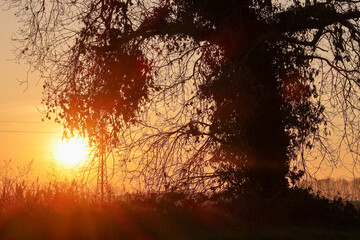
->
[1, 178, 360, 240]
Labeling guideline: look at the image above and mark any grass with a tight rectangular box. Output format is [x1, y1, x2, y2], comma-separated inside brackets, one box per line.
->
[1, 200, 360, 240]
[0, 162, 360, 239]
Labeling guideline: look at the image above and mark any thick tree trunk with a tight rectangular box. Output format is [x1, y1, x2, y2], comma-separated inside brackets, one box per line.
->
[242, 43, 290, 194]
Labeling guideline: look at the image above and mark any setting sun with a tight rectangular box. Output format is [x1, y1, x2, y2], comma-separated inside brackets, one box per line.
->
[55, 138, 89, 168]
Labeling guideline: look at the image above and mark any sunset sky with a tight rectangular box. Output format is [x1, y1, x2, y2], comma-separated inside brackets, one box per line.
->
[0, 5, 356, 180]
[0, 7, 66, 174]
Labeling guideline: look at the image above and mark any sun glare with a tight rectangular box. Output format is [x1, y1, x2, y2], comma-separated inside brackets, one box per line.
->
[55, 138, 89, 168]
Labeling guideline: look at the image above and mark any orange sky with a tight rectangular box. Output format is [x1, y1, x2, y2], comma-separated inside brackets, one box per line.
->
[0, 7, 64, 175]
[0, 6, 357, 180]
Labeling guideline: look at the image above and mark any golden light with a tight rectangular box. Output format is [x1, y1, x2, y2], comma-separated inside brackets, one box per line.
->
[55, 137, 89, 168]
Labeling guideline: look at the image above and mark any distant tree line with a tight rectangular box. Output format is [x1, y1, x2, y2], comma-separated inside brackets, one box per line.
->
[304, 178, 360, 201]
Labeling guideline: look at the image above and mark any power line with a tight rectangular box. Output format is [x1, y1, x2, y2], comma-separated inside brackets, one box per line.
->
[0, 120, 44, 124]
[0, 130, 59, 134]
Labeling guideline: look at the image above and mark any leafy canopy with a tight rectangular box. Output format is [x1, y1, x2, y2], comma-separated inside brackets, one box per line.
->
[8, 0, 360, 193]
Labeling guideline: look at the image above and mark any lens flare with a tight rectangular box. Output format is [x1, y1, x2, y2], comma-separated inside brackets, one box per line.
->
[55, 138, 89, 168]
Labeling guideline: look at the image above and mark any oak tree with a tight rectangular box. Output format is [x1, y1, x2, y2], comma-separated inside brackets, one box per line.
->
[8, 0, 360, 195]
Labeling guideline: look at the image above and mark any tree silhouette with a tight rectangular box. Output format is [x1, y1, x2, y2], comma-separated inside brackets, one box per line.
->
[8, 0, 360, 195]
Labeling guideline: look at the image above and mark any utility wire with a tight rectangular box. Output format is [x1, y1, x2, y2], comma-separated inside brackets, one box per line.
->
[0, 121, 60, 134]
[0, 120, 44, 124]
[0, 130, 59, 134]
